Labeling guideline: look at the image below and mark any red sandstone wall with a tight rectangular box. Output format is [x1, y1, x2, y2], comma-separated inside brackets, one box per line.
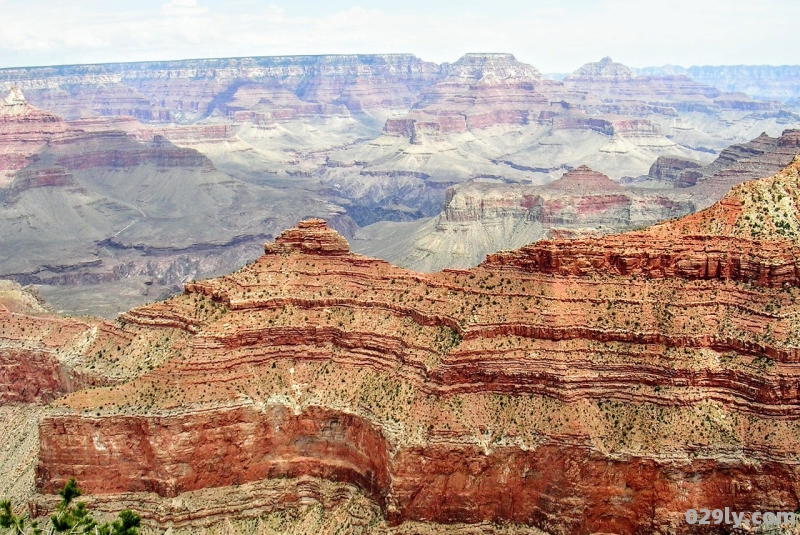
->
[37, 405, 390, 503]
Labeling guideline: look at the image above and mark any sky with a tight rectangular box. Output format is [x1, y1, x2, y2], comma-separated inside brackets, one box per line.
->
[0, 0, 798, 72]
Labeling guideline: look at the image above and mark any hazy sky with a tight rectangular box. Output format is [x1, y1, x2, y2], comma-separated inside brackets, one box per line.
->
[0, 0, 797, 71]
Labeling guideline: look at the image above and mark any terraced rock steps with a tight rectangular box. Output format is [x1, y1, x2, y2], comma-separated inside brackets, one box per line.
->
[5, 160, 800, 534]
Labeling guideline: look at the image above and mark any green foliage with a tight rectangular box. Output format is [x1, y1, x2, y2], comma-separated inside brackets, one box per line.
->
[0, 500, 42, 535]
[1, 480, 140, 535]
[106, 510, 140, 535]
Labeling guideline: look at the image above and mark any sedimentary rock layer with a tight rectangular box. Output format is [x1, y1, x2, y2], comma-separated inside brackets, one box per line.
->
[0, 309, 106, 403]
[354, 165, 696, 272]
[29, 161, 800, 534]
[0, 55, 443, 122]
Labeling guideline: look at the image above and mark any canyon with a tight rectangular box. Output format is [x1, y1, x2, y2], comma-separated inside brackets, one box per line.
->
[2, 156, 800, 533]
[0, 54, 799, 315]
[353, 128, 800, 271]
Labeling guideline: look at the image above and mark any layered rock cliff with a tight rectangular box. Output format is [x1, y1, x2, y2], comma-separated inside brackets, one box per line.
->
[0, 88, 68, 187]
[638, 64, 800, 102]
[354, 166, 696, 272]
[383, 53, 550, 139]
[19, 161, 800, 534]
[336, 54, 798, 217]
[565, 57, 767, 111]
[488, 155, 800, 284]
[637, 129, 800, 207]
[0, 55, 442, 123]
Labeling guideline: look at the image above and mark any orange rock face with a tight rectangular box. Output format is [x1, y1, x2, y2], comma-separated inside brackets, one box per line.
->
[16, 159, 800, 534]
[264, 218, 350, 256]
[0, 308, 108, 403]
[488, 157, 800, 289]
[38, 405, 390, 501]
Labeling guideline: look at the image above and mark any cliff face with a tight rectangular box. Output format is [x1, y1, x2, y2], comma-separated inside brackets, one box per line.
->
[0, 279, 129, 404]
[565, 57, 768, 110]
[23, 161, 800, 534]
[0, 55, 442, 123]
[638, 64, 800, 102]
[0, 311, 103, 404]
[355, 166, 696, 272]
[637, 129, 800, 207]
[0, 88, 68, 186]
[384, 53, 550, 139]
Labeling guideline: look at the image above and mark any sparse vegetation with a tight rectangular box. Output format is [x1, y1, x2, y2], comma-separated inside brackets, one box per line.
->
[1, 479, 140, 535]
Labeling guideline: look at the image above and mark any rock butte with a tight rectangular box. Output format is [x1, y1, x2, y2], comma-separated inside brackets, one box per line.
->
[2, 158, 795, 534]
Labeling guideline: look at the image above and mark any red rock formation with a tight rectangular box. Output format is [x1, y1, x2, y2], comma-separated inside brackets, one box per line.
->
[26, 161, 800, 534]
[264, 218, 350, 256]
[489, 156, 800, 289]
[38, 405, 390, 500]
[0, 308, 108, 403]
[436, 166, 693, 246]
[0, 88, 68, 183]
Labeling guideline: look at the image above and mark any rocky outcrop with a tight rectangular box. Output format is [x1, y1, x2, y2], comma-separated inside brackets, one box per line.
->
[264, 218, 351, 256]
[565, 56, 635, 82]
[355, 166, 696, 272]
[442, 165, 690, 229]
[440, 53, 542, 82]
[0, 280, 50, 314]
[644, 155, 703, 185]
[0, 308, 109, 403]
[384, 54, 551, 138]
[688, 129, 800, 200]
[0, 88, 68, 185]
[634, 129, 800, 206]
[25, 161, 800, 533]
[37, 405, 390, 501]
[487, 156, 800, 288]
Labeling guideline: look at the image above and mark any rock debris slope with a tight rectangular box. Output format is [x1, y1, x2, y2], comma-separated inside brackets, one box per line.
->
[11, 159, 800, 534]
[0, 89, 348, 316]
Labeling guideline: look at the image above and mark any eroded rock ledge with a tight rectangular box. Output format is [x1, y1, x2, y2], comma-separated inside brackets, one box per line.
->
[13, 159, 800, 534]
